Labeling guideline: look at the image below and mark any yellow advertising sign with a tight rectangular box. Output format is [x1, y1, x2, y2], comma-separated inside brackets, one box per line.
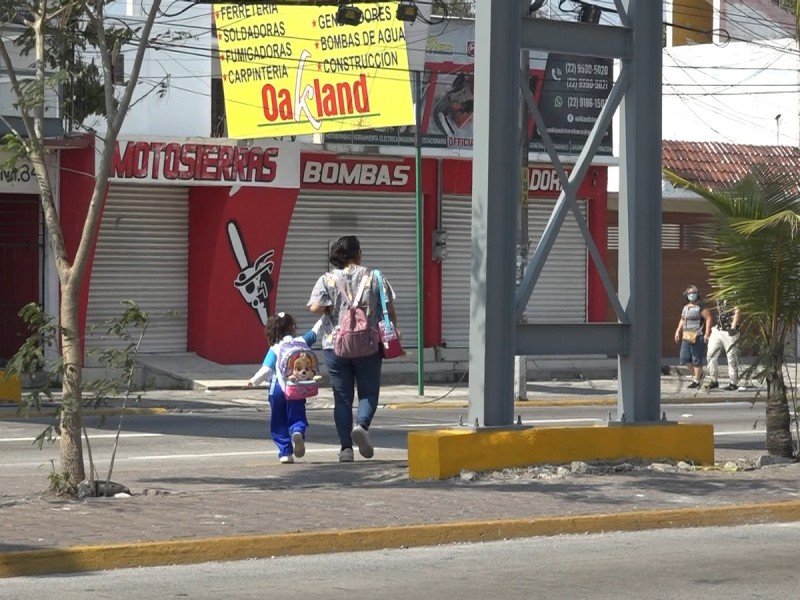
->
[213, 3, 415, 139]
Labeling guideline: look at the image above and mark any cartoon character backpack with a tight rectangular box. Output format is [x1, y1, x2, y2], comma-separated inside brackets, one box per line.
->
[276, 336, 321, 401]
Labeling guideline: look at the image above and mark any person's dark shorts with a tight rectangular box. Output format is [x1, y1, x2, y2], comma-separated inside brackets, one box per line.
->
[680, 337, 706, 366]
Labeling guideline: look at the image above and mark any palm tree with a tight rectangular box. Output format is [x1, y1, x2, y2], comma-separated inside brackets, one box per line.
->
[665, 166, 799, 458]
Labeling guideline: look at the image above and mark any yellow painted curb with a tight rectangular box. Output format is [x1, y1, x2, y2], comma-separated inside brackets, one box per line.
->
[408, 423, 715, 480]
[386, 401, 467, 409]
[385, 397, 737, 409]
[2, 500, 800, 578]
[387, 399, 618, 409]
[0, 370, 21, 402]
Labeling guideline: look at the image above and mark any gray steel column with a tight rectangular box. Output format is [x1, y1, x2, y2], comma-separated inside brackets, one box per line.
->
[617, 0, 663, 422]
[515, 20, 531, 403]
[468, 0, 522, 427]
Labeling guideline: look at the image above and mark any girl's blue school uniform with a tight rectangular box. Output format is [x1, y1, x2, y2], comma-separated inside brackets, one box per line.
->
[260, 328, 319, 458]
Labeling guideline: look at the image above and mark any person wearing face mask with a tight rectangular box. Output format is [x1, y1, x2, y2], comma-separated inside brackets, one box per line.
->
[674, 285, 713, 388]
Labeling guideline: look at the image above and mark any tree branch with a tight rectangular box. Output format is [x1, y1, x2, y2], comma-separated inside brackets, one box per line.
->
[33, 0, 48, 142]
[109, 0, 162, 137]
[84, 4, 116, 122]
[0, 113, 29, 150]
[0, 15, 72, 283]
[127, 75, 169, 111]
[46, 1, 80, 23]
[0, 29, 38, 141]
[70, 0, 163, 287]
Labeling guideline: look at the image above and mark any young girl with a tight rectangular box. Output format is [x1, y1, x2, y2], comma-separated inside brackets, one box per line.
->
[247, 312, 326, 464]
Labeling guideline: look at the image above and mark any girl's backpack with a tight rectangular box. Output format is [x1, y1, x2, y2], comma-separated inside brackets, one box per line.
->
[276, 336, 320, 401]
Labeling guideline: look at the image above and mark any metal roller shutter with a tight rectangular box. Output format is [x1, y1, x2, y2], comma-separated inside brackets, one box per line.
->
[86, 184, 189, 353]
[277, 191, 419, 347]
[525, 200, 587, 323]
[441, 195, 472, 348]
[441, 196, 587, 348]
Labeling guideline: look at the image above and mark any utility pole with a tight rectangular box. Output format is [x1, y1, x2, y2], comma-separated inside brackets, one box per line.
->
[467, 0, 522, 427]
[514, 27, 531, 403]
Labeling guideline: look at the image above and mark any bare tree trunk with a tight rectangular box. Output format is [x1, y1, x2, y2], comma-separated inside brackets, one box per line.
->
[59, 282, 85, 483]
[765, 360, 794, 457]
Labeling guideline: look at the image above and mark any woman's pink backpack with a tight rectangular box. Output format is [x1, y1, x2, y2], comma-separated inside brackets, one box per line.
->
[332, 273, 379, 359]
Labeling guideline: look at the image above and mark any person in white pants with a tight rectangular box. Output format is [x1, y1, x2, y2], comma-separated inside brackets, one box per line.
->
[706, 299, 744, 391]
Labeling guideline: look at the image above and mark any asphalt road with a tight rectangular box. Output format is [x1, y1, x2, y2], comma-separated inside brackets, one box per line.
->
[3, 523, 798, 599]
[0, 401, 770, 494]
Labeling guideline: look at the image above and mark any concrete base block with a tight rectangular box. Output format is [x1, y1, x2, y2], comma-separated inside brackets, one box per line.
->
[408, 423, 715, 480]
[0, 369, 22, 402]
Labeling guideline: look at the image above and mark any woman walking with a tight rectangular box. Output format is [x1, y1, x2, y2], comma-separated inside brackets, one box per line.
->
[674, 284, 713, 389]
[308, 235, 398, 462]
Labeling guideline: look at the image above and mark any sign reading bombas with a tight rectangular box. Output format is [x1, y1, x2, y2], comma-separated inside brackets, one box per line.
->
[213, 2, 415, 138]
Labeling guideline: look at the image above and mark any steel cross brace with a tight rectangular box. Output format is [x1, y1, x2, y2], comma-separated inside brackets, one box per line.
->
[515, 62, 630, 322]
[513, 0, 633, 324]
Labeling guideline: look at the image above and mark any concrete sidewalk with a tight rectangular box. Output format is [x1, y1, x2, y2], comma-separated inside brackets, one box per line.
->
[138, 352, 620, 389]
[2, 450, 799, 577]
[0, 375, 763, 417]
[127, 351, 765, 408]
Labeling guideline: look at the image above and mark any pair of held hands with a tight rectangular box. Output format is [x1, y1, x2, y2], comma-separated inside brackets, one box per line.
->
[245, 326, 406, 387]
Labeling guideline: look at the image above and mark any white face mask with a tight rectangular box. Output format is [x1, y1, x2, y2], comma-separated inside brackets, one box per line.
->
[687, 293, 699, 302]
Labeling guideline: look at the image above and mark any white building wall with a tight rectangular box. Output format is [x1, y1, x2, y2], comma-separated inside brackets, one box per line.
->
[0, 24, 61, 121]
[85, 0, 212, 138]
[663, 38, 800, 148]
[610, 36, 800, 193]
[720, 0, 795, 42]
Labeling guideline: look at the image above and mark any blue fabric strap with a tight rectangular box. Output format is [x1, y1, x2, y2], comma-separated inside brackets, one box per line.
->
[373, 269, 392, 330]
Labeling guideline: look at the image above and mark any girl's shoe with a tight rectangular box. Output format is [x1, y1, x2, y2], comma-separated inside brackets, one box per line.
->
[280, 455, 294, 464]
[291, 431, 305, 458]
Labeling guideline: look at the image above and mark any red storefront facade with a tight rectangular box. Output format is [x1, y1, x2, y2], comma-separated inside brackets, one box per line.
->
[51, 136, 608, 365]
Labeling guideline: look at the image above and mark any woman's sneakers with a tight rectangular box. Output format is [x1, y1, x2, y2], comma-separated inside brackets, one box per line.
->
[279, 455, 294, 464]
[291, 431, 305, 458]
[688, 374, 704, 389]
[338, 447, 354, 462]
[351, 425, 374, 459]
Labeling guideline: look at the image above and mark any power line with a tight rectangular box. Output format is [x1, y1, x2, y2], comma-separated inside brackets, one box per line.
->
[6, 2, 794, 114]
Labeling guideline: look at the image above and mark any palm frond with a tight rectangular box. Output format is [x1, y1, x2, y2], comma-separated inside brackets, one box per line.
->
[731, 210, 800, 237]
[665, 165, 800, 356]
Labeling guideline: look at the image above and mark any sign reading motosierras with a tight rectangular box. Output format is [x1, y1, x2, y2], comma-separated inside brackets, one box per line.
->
[213, 2, 415, 138]
[109, 139, 300, 188]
